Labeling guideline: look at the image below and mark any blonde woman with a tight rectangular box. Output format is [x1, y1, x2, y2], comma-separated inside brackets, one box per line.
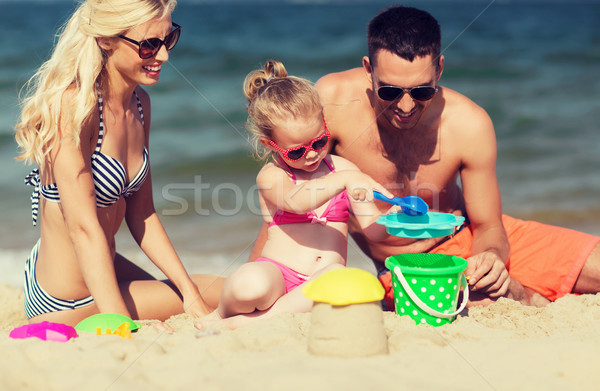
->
[15, 0, 223, 326]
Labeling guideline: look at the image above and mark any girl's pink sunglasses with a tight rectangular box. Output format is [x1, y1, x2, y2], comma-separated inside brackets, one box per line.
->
[269, 126, 330, 161]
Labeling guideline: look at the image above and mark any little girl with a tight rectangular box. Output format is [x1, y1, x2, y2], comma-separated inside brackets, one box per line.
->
[197, 60, 395, 329]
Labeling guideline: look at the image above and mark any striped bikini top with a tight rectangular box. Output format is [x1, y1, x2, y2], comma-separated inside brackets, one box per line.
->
[25, 91, 150, 226]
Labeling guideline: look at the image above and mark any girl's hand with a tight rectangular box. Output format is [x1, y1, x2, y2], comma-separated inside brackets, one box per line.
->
[385, 204, 403, 214]
[346, 183, 371, 201]
[344, 172, 393, 202]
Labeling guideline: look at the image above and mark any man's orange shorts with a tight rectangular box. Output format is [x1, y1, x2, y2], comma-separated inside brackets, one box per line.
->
[379, 215, 600, 310]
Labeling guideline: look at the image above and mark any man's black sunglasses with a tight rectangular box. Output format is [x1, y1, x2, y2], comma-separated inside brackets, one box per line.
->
[118, 23, 181, 59]
[376, 85, 438, 102]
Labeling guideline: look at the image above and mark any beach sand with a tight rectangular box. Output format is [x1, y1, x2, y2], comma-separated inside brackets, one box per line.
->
[1, 283, 599, 391]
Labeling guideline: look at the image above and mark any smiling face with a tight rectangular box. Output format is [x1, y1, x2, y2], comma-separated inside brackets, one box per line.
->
[102, 14, 175, 87]
[264, 113, 329, 173]
[365, 50, 443, 132]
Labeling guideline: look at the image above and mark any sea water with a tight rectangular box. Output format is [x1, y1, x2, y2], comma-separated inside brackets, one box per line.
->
[1, 0, 599, 286]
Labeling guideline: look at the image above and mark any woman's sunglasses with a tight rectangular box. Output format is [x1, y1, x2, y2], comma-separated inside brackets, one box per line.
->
[269, 127, 330, 161]
[376, 85, 438, 102]
[118, 23, 181, 59]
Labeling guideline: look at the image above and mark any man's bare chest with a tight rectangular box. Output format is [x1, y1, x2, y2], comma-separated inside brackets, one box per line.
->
[335, 133, 460, 199]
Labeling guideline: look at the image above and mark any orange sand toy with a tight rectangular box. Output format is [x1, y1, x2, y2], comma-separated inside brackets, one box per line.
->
[96, 322, 133, 339]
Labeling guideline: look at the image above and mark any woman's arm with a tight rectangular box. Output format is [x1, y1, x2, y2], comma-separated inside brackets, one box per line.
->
[52, 95, 130, 317]
[124, 88, 209, 317]
[125, 176, 210, 316]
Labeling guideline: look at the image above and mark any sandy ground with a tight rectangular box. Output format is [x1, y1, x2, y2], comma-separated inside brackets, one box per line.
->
[2, 283, 600, 391]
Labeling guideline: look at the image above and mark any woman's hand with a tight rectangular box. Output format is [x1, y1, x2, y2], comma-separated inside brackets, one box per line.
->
[181, 282, 213, 318]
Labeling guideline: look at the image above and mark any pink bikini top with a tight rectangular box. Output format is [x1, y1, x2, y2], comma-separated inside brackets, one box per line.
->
[269, 158, 350, 227]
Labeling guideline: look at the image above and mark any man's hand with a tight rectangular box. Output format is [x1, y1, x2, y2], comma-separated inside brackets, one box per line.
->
[465, 250, 510, 297]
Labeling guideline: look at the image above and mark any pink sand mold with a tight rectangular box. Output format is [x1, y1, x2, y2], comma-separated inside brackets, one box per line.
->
[9, 321, 78, 342]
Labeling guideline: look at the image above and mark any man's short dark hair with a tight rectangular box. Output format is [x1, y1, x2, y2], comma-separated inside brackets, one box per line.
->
[368, 5, 441, 65]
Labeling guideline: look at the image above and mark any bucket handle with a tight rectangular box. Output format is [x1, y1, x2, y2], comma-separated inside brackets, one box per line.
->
[392, 266, 469, 319]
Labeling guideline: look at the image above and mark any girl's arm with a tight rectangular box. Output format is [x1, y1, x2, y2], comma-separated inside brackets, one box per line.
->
[256, 156, 393, 215]
[124, 89, 209, 317]
[348, 195, 396, 242]
[52, 93, 130, 317]
[329, 156, 394, 242]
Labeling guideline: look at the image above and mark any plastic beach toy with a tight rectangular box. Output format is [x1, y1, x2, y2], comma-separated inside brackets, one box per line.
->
[75, 313, 140, 333]
[95, 322, 134, 339]
[377, 211, 465, 239]
[9, 321, 78, 342]
[303, 267, 384, 306]
[373, 190, 429, 216]
[385, 253, 469, 326]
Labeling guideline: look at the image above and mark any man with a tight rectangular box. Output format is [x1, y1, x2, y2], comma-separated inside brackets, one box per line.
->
[249, 5, 600, 309]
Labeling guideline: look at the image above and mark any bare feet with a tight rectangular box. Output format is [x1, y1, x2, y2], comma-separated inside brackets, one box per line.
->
[200, 309, 223, 322]
[138, 319, 176, 334]
[194, 309, 222, 328]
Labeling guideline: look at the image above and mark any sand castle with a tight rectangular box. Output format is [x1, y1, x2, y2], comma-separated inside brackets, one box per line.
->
[302, 268, 388, 357]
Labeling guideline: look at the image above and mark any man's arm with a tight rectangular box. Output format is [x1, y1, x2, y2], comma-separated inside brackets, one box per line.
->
[457, 102, 511, 297]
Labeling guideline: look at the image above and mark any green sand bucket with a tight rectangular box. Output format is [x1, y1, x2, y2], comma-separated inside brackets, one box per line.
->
[385, 253, 469, 326]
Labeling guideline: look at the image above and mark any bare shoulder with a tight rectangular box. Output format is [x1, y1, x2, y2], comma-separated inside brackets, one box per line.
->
[439, 87, 496, 159]
[315, 67, 365, 104]
[256, 161, 287, 185]
[46, 86, 96, 173]
[316, 68, 371, 143]
[59, 85, 79, 116]
[443, 87, 491, 123]
[59, 86, 95, 142]
[441, 87, 493, 134]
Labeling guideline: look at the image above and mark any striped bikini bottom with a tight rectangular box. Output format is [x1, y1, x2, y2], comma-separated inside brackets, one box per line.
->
[24, 240, 94, 319]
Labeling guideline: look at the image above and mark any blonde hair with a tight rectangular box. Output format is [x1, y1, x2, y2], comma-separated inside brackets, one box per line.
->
[243, 60, 322, 161]
[14, 0, 177, 166]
